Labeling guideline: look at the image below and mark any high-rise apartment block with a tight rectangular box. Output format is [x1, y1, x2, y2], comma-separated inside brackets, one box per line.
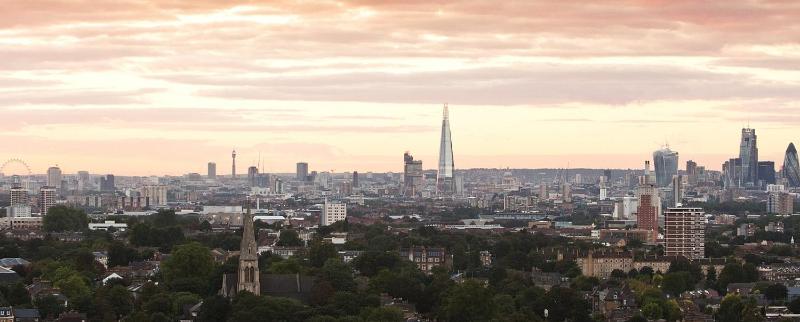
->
[10, 186, 28, 207]
[767, 192, 793, 215]
[140, 185, 168, 207]
[47, 166, 62, 191]
[664, 207, 705, 260]
[39, 186, 57, 216]
[636, 161, 660, 243]
[208, 162, 217, 179]
[321, 200, 347, 226]
[403, 152, 424, 197]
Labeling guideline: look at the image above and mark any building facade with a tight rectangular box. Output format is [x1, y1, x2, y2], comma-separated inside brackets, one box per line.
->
[664, 207, 705, 260]
[437, 104, 455, 194]
[653, 147, 679, 188]
[403, 152, 424, 197]
[784, 143, 800, 187]
[739, 128, 758, 187]
[321, 200, 347, 226]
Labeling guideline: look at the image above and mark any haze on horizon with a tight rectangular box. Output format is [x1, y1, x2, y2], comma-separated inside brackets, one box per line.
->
[2, 0, 800, 176]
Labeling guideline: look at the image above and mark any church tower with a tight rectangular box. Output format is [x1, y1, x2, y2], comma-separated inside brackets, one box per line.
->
[238, 203, 260, 295]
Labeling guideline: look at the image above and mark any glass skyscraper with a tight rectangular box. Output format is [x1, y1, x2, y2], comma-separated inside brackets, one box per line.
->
[784, 143, 800, 187]
[437, 104, 455, 194]
[653, 146, 679, 188]
[738, 128, 758, 187]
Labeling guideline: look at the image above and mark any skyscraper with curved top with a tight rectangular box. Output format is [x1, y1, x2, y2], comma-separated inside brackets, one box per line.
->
[437, 104, 455, 194]
[653, 146, 679, 188]
[784, 143, 800, 187]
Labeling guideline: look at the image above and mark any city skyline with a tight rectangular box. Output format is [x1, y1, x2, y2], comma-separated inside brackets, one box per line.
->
[2, 1, 800, 175]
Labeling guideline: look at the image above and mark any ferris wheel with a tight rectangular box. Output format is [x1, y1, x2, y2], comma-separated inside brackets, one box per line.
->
[0, 158, 33, 177]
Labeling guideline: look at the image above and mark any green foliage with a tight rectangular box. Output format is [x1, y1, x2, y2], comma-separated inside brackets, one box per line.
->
[276, 230, 303, 247]
[198, 295, 232, 322]
[35, 295, 65, 319]
[641, 302, 663, 320]
[438, 280, 496, 322]
[309, 241, 338, 268]
[43, 206, 88, 232]
[764, 283, 788, 302]
[161, 242, 214, 294]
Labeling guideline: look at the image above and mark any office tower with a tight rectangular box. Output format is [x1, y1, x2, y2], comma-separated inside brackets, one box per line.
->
[100, 174, 115, 192]
[238, 205, 260, 295]
[653, 146, 679, 187]
[140, 185, 168, 207]
[273, 178, 284, 194]
[686, 160, 697, 185]
[296, 162, 309, 182]
[739, 128, 758, 187]
[403, 152, 424, 197]
[247, 166, 258, 186]
[39, 186, 57, 215]
[231, 150, 237, 179]
[574, 173, 582, 185]
[321, 200, 347, 226]
[672, 175, 683, 207]
[47, 166, 62, 190]
[562, 183, 572, 203]
[723, 158, 742, 188]
[437, 104, 455, 194]
[352, 171, 359, 188]
[208, 162, 217, 179]
[603, 169, 613, 181]
[664, 207, 705, 259]
[76, 171, 90, 191]
[640, 160, 654, 185]
[10, 186, 29, 207]
[758, 161, 776, 186]
[767, 191, 793, 215]
[539, 183, 549, 200]
[784, 143, 800, 187]
[637, 161, 660, 242]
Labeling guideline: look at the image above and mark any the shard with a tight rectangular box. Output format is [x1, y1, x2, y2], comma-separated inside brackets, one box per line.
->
[784, 143, 800, 187]
[437, 104, 455, 194]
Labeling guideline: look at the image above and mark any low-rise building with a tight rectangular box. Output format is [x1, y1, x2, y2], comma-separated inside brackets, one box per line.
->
[399, 247, 449, 273]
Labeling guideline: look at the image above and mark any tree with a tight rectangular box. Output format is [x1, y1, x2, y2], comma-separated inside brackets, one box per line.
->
[308, 241, 338, 268]
[764, 283, 788, 302]
[641, 302, 663, 320]
[718, 294, 745, 322]
[360, 307, 404, 322]
[35, 295, 65, 319]
[108, 241, 140, 267]
[276, 230, 303, 247]
[161, 242, 214, 292]
[319, 259, 356, 292]
[438, 280, 496, 322]
[43, 206, 88, 232]
[789, 297, 800, 314]
[662, 272, 692, 296]
[198, 295, 232, 322]
[6, 283, 30, 306]
[610, 269, 627, 279]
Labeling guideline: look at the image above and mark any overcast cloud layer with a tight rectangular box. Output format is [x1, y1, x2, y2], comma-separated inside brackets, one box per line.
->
[1, 0, 799, 175]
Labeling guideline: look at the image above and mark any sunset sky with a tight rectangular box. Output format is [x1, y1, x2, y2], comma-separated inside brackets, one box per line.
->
[2, 0, 800, 176]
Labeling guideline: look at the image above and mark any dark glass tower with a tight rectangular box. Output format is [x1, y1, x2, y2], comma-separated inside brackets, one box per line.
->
[738, 128, 758, 187]
[784, 143, 800, 187]
[653, 146, 679, 188]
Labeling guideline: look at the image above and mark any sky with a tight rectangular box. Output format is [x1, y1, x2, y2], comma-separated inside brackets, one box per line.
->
[1, 0, 800, 176]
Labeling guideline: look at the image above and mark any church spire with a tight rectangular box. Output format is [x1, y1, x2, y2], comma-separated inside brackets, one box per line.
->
[238, 199, 260, 295]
